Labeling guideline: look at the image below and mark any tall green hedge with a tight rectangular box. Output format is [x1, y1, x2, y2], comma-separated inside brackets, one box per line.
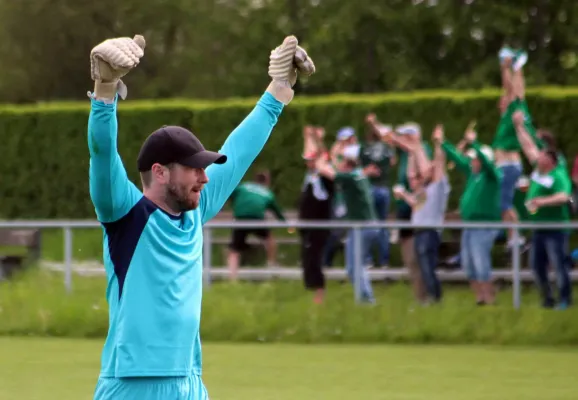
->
[2, 86, 578, 218]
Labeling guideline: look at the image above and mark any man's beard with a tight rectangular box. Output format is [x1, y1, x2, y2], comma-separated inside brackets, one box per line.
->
[166, 182, 199, 213]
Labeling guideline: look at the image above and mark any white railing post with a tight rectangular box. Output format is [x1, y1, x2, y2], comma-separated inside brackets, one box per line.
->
[203, 227, 212, 288]
[353, 226, 362, 303]
[512, 226, 521, 309]
[63, 227, 73, 293]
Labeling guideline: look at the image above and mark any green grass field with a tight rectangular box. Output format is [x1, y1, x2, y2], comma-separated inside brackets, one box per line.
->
[0, 338, 576, 400]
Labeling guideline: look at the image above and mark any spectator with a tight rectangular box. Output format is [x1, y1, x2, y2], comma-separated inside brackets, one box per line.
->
[442, 129, 502, 305]
[361, 113, 396, 268]
[493, 46, 536, 250]
[513, 111, 572, 309]
[226, 171, 285, 280]
[323, 127, 357, 267]
[315, 144, 380, 303]
[389, 122, 432, 303]
[393, 125, 450, 304]
[299, 126, 334, 304]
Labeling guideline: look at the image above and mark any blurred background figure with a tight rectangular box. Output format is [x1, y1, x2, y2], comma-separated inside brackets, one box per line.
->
[360, 113, 396, 269]
[299, 126, 334, 304]
[323, 127, 358, 268]
[227, 171, 285, 280]
[315, 142, 380, 303]
[393, 125, 450, 304]
[442, 129, 501, 306]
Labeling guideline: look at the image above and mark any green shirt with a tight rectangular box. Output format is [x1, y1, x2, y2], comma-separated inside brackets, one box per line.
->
[396, 143, 432, 214]
[493, 98, 537, 151]
[230, 182, 285, 220]
[442, 141, 503, 221]
[335, 168, 376, 221]
[526, 166, 571, 222]
[332, 187, 347, 219]
[359, 140, 394, 186]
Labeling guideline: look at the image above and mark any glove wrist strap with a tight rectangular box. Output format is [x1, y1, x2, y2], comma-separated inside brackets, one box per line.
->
[266, 81, 294, 105]
[94, 80, 128, 100]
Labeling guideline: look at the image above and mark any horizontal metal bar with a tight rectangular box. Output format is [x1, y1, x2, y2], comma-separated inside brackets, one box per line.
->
[0, 219, 576, 230]
[41, 262, 578, 283]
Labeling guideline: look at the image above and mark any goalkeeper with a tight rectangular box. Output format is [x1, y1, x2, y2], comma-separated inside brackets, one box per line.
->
[88, 35, 315, 400]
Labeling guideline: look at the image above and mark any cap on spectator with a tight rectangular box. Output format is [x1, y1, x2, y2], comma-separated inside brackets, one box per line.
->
[395, 122, 421, 136]
[342, 144, 361, 160]
[466, 145, 494, 162]
[337, 126, 355, 141]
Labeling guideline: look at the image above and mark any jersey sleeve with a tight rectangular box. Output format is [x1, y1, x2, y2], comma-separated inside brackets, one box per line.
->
[199, 92, 284, 224]
[88, 97, 142, 223]
[268, 195, 286, 221]
[441, 141, 471, 176]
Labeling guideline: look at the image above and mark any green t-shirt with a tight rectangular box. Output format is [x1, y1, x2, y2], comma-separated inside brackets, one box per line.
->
[335, 168, 376, 221]
[359, 140, 394, 186]
[332, 186, 347, 219]
[442, 141, 502, 221]
[526, 166, 571, 222]
[395, 143, 432, 213]
[230, 182, 285, 220]
[493, 98, 537, 151]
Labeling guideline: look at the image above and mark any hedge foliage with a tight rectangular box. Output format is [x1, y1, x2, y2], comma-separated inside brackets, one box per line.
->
[3, 86, 578, 218]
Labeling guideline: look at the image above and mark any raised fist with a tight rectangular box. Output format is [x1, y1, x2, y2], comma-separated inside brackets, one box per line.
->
[89, 35, 145, 99]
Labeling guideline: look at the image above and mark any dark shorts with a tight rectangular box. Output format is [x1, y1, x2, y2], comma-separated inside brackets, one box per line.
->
[396, 206, 414, 239]
[229, 228, 270, 251]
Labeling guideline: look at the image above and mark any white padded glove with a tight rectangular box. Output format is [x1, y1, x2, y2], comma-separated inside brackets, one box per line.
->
[88, 35, 146, 100]
[267, 36, 315, 105]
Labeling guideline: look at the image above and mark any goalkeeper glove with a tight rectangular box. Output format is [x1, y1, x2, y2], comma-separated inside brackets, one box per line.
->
[88, 35, 146, 100]
[267, 36, 315, 105]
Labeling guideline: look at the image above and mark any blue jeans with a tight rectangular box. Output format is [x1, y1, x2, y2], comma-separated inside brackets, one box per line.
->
[369, 185, 390, 265]
[415, 230, 442, 301]
[461, 229, 498, 281]
[530, 231, 572, 307]
[323, 229, 345, 267]
[498, 163, 522, 212]
[345, 229, 379, 302]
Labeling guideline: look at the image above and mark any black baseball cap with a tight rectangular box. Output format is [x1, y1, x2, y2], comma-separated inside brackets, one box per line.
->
[137, 126, 227, 172]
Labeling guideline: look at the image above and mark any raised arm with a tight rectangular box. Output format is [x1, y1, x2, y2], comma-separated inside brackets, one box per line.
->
[199, 36, 315, 224]
[88, 99, 142, 223]
[430, 125, 446, 182]
[303, 125, 318, 156]
[315, 156, 337, 180]
[87, 35, 146, 223]
[408, 137, 432, 181]
[513, 110, 539, 164]
[441, 140, 471, 175]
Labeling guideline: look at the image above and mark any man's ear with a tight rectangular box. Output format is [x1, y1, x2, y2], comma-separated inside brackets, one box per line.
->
[151, 163, 170, 184]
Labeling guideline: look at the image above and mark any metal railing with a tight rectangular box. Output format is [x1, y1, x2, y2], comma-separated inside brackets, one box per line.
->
[0, 219, 576, 309]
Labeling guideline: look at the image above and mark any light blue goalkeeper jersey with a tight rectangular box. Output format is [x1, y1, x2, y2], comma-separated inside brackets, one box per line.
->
[88, 92, 284, 378]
